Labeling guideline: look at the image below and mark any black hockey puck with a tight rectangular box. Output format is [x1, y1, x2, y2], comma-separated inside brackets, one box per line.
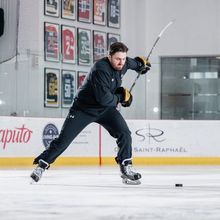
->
[175, 183, 183, 187]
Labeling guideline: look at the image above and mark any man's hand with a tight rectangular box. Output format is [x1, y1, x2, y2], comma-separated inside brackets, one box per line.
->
[115, 87, 133, 107]
[135, 56, 151, 74]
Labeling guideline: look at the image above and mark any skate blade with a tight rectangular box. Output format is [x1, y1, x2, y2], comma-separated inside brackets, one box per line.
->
[30, 179, 36, 184]
[30, 174, 39, 183]
[122, 178, 141, 185]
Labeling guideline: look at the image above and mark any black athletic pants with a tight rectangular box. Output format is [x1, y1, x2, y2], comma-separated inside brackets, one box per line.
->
[34, 107, 132, 165]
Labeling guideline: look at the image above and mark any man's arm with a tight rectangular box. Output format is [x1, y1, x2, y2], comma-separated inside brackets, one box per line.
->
[125, 57, 151, 74]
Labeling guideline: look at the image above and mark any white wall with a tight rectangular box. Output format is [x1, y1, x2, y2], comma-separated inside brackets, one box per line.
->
[1, 0, 220, 119]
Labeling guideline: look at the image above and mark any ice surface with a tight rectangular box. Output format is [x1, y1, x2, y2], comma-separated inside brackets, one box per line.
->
[1, 166, 220, 220]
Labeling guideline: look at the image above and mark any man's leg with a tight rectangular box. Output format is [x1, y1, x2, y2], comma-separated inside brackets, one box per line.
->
[96, 108, 141, 184]
[97, 107, 132, 163]
[31, 109, 95, 182]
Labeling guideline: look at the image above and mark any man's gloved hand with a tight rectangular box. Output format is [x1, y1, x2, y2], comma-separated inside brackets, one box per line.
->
[135, 56, 151, 74]
[115, 87, 133, 107]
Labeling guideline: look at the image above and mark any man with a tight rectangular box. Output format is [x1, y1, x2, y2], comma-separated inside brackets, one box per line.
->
[30, 42, 151, 185]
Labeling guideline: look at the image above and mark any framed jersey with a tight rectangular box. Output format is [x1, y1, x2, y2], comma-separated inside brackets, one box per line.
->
[44, 68, 60, 107]
[107, 0, 120, 28]
[77, 0, 92, 23]
[107, 33, 120, 50]
[93, 0, 107, 26]
[61, 70, 76, 108]
[44, 22, 60, 62]
[44, 0, 60, 17]
[61, 25, 76, 64]
[61, 0, 76, 20]
[77, 28, 91, 65]
[77, 71, 87, 88]
[93, 31, 106, 62]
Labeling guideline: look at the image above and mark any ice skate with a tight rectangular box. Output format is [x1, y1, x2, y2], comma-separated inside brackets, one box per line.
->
[119, 159, 142, 185]
[30, 159, 49, 183]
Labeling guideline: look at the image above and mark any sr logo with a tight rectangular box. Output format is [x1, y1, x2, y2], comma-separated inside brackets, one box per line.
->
[135, 124, 166, 144]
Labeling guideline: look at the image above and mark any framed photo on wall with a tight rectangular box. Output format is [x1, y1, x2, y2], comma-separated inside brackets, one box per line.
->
[77, 0, 92, 23]
[93, 31, 106, 62]
[77, 28, 91, 65]
[44, 22, 60, 62]
[93, 0, 107, 26]
[77, 71, 87, 88]
[107, 0, 120, 28]
[44, 0, 60, 17]
[107, 33, 120, 50]
[61, 0, 76, 20]
[61, 25, 76, 64]
[61, 69, 76, 108]
[44, 68, 60, 107]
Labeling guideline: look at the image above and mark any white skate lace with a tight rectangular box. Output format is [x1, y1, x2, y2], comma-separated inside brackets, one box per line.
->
[126, 164, 137, 176]
[33, 167, 44, 178]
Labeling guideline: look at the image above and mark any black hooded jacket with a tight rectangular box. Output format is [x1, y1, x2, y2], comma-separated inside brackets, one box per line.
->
[72, 57, 143, 116]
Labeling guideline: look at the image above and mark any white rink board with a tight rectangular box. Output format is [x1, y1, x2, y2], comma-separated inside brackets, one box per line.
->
[101, 120, 220, 157]
[1, 116, 220, 158]
[0, 116, 99, 157]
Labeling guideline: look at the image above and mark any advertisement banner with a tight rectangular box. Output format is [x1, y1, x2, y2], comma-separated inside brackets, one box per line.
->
[101, 120, 220, 157]
[1, 117, 220, 159]
[0, 117, 99, 157]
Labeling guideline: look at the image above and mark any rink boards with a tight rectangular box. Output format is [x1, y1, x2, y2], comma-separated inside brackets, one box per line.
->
[0, 116, 220, 166]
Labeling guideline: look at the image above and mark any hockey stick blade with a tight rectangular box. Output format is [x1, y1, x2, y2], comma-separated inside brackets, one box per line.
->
[146, 19, 175, 60]
[129, 19, 175, 92]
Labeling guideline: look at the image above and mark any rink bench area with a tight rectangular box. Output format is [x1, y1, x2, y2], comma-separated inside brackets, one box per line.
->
[1, 116, 220, 167]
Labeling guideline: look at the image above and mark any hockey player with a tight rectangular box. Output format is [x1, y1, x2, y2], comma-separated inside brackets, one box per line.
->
[30, 42, 151, 185]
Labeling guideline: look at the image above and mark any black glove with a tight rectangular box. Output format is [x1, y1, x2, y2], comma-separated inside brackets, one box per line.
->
[115, 87, 133, 107]
[135, 56, 151, 74]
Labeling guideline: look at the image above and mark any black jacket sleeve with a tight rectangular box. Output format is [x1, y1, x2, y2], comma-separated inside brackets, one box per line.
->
[125, 57, 146, 72]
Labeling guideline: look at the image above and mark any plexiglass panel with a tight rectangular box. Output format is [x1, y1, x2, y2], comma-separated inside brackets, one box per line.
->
[161, 56, 220, 120]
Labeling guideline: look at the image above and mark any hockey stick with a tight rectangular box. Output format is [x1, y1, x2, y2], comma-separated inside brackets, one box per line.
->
[129, 20, 175, 92]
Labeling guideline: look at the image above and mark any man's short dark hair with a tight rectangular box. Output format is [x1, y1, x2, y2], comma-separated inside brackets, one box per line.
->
[109, 42, 128, 56]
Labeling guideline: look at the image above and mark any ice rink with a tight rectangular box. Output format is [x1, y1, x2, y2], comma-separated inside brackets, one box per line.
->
[1, 166, 220, 220]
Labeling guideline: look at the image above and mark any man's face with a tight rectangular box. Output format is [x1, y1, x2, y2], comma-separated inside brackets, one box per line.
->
[108, 52, 127, 71]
